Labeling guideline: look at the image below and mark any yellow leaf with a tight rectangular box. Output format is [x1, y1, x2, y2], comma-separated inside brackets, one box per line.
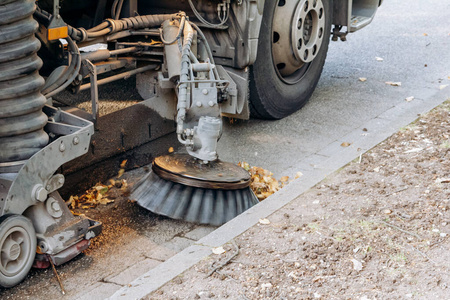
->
[168, 147, 174, 153]
[341, 142, 351, 147]
[120, 160, 127, 168]
[359, 77, 367, 82]
[117, 168, 125, 178]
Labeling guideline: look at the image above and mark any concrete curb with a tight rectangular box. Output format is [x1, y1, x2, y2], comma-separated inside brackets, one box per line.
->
[110, 88, 448, 299]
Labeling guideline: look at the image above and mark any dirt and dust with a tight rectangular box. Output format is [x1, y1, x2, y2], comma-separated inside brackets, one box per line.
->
[148, 100, 450, 299]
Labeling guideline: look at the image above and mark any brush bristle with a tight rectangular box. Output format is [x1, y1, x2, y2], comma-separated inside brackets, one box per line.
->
[131, 171, 258, 226]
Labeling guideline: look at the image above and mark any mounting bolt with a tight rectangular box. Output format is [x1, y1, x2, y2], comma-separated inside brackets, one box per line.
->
[196, 101, 202, 107]
[39, 241, 48, 252]
[202, 89, 209, 95]
[46, 197, 63, 218]
[208, 101, 215, 107]
[51, 201, 61, 212]
[33, 185, 48, 202]
[59, 142, 65, 152]
[73, 136, 79, 145]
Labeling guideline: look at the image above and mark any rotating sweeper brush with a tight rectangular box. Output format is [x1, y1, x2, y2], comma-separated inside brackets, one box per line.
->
[131, 154, 258, 226]
[131, 16, 258, 225]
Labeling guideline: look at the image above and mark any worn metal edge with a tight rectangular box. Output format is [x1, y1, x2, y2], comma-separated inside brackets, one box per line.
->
[109, 89, 449, 300]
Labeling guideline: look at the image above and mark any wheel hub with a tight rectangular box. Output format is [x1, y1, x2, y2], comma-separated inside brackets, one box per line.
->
[272, 0, 326, 79]
[0, 227, 28, 276]
[152, 153, 251, 190]
[7, 243, 21, 261]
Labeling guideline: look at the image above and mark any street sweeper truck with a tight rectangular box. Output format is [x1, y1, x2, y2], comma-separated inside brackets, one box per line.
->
[0, 0, 382, 287]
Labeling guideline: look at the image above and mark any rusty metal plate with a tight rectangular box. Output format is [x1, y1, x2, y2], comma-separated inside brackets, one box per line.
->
[152, 153, 250, 190]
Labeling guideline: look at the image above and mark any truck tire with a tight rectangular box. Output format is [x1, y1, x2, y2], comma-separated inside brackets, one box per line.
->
[249, 0, 332, 119]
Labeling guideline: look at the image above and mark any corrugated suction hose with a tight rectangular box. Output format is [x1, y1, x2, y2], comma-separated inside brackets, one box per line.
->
[0, 0, 49, 170]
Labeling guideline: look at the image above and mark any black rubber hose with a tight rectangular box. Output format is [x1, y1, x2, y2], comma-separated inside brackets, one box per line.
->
[68, 14, 180, 42]
[43, 37, 81, 98]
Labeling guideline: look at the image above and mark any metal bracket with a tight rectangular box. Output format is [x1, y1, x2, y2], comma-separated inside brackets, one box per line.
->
[0, 106, 94, 215]
[82, 59, 99, 126]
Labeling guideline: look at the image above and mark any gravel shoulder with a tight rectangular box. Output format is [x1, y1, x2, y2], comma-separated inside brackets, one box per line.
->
[148, 100, 450, 300]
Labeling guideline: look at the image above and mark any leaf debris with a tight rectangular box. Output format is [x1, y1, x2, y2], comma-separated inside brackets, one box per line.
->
[238, 162, 295, 200]
[385, 81, 402, 87]
[68, 179, 128, 210]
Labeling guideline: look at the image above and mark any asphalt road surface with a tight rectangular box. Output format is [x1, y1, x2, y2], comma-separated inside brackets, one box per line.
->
[219, 0, 449, 178]
[2, 0, 449, 299]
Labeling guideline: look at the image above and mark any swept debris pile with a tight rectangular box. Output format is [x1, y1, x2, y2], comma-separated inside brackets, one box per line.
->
[238, 162, 302, 200]
[67, 179, 128, 210]
[68, 160, 129, 210]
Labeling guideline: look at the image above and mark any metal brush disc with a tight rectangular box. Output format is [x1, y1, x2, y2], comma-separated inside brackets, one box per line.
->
[152, 153, 250, 190]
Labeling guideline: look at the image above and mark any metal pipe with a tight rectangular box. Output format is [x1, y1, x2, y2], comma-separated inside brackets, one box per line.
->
[81, 46, 138, 62]
[78, 64, 157, 92]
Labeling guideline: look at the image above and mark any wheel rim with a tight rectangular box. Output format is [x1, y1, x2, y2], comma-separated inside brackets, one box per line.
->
[0, 226, 32, 277]
[272, 0, 326, 84]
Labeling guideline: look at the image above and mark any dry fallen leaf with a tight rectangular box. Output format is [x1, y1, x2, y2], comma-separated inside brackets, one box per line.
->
[341, 142, 351, 147]
[385, 81, 401, 87]
[168, 147, 174, 153]
[375, 57, 384, 61]
[405, 96, 414, 102]
[351, 258, 363, 271]
[280, 176, 289, 183]
[120, 160, 127, 168]
[439, 84, 448, 90]
[117, 168, 125, 178]
[295, 171, 303, 179]
[259, 218, 271, 225]
[359, 77, 367, 82]
[423, 33, 428, 36]
[212, 246, 226, 255]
